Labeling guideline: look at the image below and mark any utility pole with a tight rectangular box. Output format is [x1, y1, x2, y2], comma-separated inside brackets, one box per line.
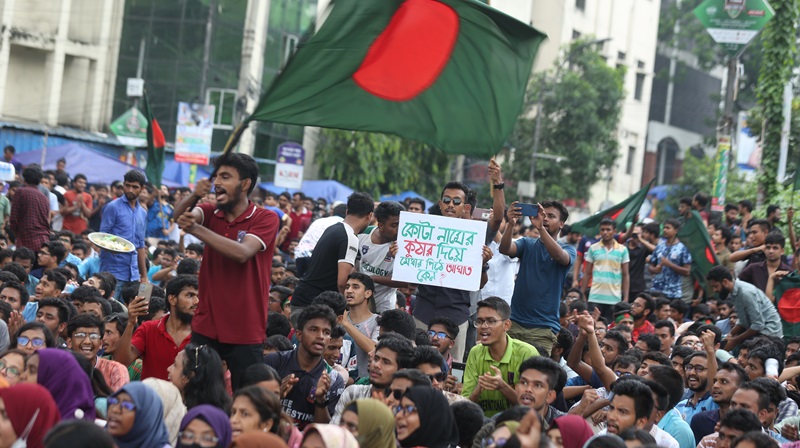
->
[235, 0, 270, 156]
[199, 0, 217, 103]
[133, 38, 145, 110]
[711, 58, 736, 212]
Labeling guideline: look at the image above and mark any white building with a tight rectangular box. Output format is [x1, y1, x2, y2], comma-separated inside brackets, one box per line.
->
[0, 0, 124, 131]
[491, 0, 661, 211]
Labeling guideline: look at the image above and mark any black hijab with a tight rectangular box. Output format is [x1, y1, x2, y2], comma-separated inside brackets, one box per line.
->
[399, 386, 459, 448]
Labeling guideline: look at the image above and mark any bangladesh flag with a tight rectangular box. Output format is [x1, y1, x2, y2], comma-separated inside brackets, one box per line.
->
[245, 0, 545, 158]
[677, 210, 719, 294]
[774, 270, 800, 337]
[143, 90, 165, 188]
[570, 179, 655, 236]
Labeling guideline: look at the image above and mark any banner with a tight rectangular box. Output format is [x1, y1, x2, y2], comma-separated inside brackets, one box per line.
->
[175, 102, 215, 165]
[274, 142, 305, 189]
[392, 211, 486, 291]
[711, 134, 731, 212]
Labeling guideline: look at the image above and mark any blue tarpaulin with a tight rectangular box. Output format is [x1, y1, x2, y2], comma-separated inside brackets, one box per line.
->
[259, 180, 355, 204]
[381, 191, 433, 211]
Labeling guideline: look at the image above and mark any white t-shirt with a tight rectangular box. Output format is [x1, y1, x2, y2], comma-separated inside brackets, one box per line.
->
[295, 216, 344, 259]
[480, 241, 518, 304]
[357, 228, 397, 313]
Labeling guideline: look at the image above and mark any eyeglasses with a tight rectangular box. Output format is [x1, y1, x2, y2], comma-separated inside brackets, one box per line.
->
[481, 436, 509, 448]
[73, 332, 102, 341]
[685, 364, 707, 373]
[0, 361, 20, 378]
[178, 431, 220, 447]
[428, 330, 451, 340]
[440, 197, 463, 206]
[474, 318, 503, 328]
[107, 396, 136, 412]
[614, 371, 632, 377]
[37, 251, 51, 257]
[17, 336, 45, 348]
[427, 371, 448, 383]
[392, 405, 418, 416]
[384, 388, 405, 401]
[682, 341, 703, 349]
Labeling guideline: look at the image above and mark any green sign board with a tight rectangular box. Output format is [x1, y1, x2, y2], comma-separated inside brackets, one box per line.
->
[694, 0, 774, 56]
[109, 107, 148, 147]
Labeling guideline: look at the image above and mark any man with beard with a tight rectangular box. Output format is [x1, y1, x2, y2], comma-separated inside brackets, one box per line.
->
[690, 362, 748, 442]
[675, 349, 719, 423]
[267, 305, 345, 428]
[706, 266, 783, 350]
[604, 379, 655, 436]
[330, 332, 413, 424]
[115, 275, 198, 380]
[61, 174, 93, 234]
[514, 356, 566, 425]
[630, 293, 655, 342]
[357, 200, 405, 313]
[175, 153, 280, 389]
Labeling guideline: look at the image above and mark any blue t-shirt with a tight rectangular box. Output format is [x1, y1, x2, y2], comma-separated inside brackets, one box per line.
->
[510, 237, 576, 333]
[650, 240, 692, 299]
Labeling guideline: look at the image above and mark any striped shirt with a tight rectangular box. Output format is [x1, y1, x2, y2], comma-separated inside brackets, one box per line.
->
[585, 240, 629, 305]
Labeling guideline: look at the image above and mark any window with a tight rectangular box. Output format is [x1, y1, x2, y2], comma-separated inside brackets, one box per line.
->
[637, 60, 645, 70]
[634, 73, 645, 100]
[626, 146, 636, 175]
[572, 29, 582, 40]
[576, 0, 586, 11]
[205, 88, 237, 130]
[281, 34, 299, 69]
[617, 51, 626, 61]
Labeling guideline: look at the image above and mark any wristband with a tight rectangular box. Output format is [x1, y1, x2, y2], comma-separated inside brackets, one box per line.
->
[493, 183, 505, 190]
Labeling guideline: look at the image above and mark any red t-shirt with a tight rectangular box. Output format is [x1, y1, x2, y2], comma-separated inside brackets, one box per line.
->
[194, 202, 280, 344]
[283, 209, 312, 251]
[62, 190, 92, 234]
[131, 314, 191, 380]
[632, 320, 655, 343]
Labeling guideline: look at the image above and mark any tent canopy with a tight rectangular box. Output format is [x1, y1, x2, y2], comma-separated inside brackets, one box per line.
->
[15, 143, 182, 187]
[381, 190, 433, 211]
[259, 180, 355, 204]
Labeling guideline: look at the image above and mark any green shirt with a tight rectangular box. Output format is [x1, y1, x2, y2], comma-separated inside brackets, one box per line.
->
[461, 334, 539, 417]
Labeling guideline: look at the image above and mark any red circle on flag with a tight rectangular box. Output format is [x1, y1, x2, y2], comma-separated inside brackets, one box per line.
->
[353, 0, 459, 101]
[705, 247, 715, 264]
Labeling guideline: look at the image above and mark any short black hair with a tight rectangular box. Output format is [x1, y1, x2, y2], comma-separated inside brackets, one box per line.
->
[738, 199, 754, 213]
[70, 285, 102, 303]
[92, 272, 117, 300]
[38, 297, 74, 326]
[165, 275, 199, 302]
[2, 280, 29, 308]
[518, 356, 567, 392]
[603, 330, 629, 354]
[718, 361, 748, 385]
[611, 379, 654, 421]
[664, 218, 682, 229]
[767, 204, 781, 216]
[693, 192, 710, 207]
[0, 271, 18, 285]
[408, 197, 426, 210]
[375, 201, 404, 223]
[599, 218, 616, 228]
[476, 296, 511, 320]
[440, 181, 470, 200]
[765, 232, 786, 247]
[732, 432, 780, 448]
[613, 355, 641, 372]
[66, 313, 104, 338]
[641, 351, 671, 368]
[654, 319, 675, 336]
[414, 328, 432, 347]
[74, 294, 112, 317]
[377, 309, 417, 340]
[669, 299, 688, 317]
[451, 401, 486, 448]
[411, 346, 445, 370]
[540, 199, 569, 222]
[707, 265, 734, 282]
[297, 304, 336, 332]
[392, 368, 432, 387]
[270, 285, 292, 302]
[123, 170, 147, 186]
[554, 327, 574, 355]
[696, 324, 722, 346]
[679, 196, 692, 206]
[41, 270, 67, 292]
[428, 316, 459, 339]
[41, 241, 67, 264]
[330, 324, 346, 339]
[1, 263, 27, 283]
[214, 153, 259, 194]
[724, 203, 739, 213]
[12, 247, 35, 264]
[185, 243, 204, 254]
[346, 192, 375, 217]
[749, 219, 771, 234]
[637, 333, 661, 352]
[346, 272, 375, 293]
[311, 291, 347, 316]
[716, 226, 732, 245]
[266, 313, 292, 338]
[264, 335, 293, 352]
[241, 364, 281, 388]
[738, 381, 770, 411]
[748, 345, 785, 375]
[176, 258, 200, 276]
[22, 165, 44, 185]
[642, 222, 660, 236]
[719, 408, 762, 433]
[375, 333, 415, 369]
[618, 428, 656, 445]
[648, 365, 686, 410]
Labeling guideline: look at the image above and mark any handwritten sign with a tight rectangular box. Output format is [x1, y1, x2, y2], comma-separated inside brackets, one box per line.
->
[392, 211, 487, 291]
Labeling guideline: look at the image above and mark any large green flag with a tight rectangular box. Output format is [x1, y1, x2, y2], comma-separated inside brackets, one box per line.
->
[246, 0, 545, 158]
[677, 210, 719, 294]
[143, 90, 165, 188]
[570, 179, 655, 236]
[774, 270, 800, 337]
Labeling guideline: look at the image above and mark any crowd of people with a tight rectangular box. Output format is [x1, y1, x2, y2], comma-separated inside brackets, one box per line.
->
[0, 147, 799, 448]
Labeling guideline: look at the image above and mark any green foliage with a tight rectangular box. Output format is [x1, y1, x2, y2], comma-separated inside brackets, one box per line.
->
[757, 0, 798, 203]
[501, 38, 626, 201]
[315, 129, 454, 200]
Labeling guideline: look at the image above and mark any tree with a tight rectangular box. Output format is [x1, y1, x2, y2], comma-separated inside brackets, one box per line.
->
[501, 38, 626, 201]
[315, 129, 454, 200]
[756, 0, 798, 204]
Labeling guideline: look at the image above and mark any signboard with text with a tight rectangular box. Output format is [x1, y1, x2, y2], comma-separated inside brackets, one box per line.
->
[392, 212, 487, 291]
[274, 142, 305, 189]
[694, 0, 774, 56]
[175, 102, 215, 165]
[109, 107, 148, 148]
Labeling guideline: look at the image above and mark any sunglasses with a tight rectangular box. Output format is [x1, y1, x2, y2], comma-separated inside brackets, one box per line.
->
[0, 361, 20, 378]
[427, 330, 451, 340]
[440, 197, 463, 206]
[428, 371, 448, 383]
[107, 396, 136, 412]
[17, 336, 45, 348]
[384, 388, 405, 401]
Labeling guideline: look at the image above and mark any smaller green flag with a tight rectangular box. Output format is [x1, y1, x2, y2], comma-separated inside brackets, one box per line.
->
[571, 179, 655, 236]
[143, 90, 166, 188]
[774, 270, 800, 337]
[677, 210, 719, 295]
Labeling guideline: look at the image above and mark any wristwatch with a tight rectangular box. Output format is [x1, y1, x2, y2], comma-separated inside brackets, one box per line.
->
[493, 183, 505, 190]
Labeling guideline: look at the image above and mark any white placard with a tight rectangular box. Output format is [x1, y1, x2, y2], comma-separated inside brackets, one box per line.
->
[126, 78, 144, 97]
[392, 211, 487, 291]
[274, 163, 304, 189]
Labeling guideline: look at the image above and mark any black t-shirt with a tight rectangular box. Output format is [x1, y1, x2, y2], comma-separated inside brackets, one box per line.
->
[292, 223, 358, 307]
[627, 245, 649, 293]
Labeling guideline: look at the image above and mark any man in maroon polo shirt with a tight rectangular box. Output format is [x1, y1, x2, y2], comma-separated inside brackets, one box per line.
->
[115, 274, 197, 380]
[175, 153, 279, 389]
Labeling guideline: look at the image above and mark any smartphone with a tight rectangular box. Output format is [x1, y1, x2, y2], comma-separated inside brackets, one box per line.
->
[472, 207, 491, 221]
[451, 361, 466, 383]
[138, 283, 154, 304]
[517, 203, 539, 217]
